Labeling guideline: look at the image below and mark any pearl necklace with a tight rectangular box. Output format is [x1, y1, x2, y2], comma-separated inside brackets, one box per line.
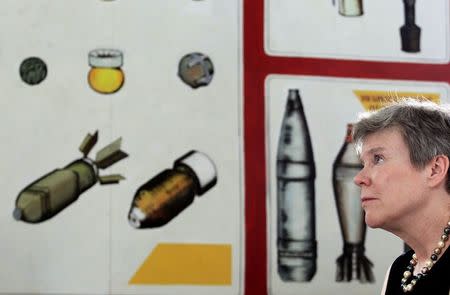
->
[401, 220, 450, 293]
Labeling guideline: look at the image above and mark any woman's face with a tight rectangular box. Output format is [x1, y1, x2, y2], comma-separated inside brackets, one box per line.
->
[354, 127, 428, 230]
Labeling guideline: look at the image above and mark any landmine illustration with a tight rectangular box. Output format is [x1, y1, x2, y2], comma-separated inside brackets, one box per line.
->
[13, 131, 128, 223]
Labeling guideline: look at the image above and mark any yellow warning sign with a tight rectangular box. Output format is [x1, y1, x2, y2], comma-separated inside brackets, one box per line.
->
[353, 90, 440, 111]
[129, 243, 232, 285]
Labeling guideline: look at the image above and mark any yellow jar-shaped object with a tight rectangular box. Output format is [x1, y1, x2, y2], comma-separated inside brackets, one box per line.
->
[88, 49, 124, 94]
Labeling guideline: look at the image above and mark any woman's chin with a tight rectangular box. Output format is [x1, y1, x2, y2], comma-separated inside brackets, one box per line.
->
[365, 213, 384, 229]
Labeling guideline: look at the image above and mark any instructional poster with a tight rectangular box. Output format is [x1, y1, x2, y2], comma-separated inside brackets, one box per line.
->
[0, 1, 243, 295]
[265, 0, 449, 63]
[265, 75, 450, 295]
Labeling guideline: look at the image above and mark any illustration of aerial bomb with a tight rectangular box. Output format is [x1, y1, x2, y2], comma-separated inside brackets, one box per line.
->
[88, 49, 125, 94]
[400, 0, 421, 53]
[13, 131, 128, 223]
[276, 89, 317, 282]
[334, 0, 363, 16]
[333, 124, 374, 283]
[128, 151, 217, 229]
[178, 52, 214, 89]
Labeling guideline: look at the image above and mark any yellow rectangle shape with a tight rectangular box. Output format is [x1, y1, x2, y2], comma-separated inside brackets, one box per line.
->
[129, 243, 232, 285]
[353, 90, 440, 111]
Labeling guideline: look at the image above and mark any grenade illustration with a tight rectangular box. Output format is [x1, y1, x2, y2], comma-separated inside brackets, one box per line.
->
[276, 89, 317, 282]
[13, 131, 127, 223]
[333, 124, 374, 283]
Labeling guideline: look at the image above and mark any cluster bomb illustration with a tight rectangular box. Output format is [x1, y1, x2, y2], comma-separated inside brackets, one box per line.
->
[178, 52, 214, 89]
[13, 131, 128, 223]
[19, 57, 48, 86]
[128, 150, 217, 229]
[88, 49, 125, 94]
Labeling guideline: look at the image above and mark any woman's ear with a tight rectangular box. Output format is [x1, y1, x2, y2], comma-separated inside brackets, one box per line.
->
[427, 155, 450, 189]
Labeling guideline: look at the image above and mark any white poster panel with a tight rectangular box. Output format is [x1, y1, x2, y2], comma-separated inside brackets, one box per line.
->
[265, 0, 449, 63]
[266, 75, 449, 295]
[0, 1, 243, 295]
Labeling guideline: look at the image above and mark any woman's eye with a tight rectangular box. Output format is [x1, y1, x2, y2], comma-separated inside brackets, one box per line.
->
[374, 154, 384, 164]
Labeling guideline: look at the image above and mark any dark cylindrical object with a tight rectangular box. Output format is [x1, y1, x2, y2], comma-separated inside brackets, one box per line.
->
[400, 0, 421, 53]
[333, 124, 374, 283]
[276, 89, 317, 282]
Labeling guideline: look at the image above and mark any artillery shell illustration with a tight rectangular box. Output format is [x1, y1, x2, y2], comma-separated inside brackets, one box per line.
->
[128, 150, 217, 229]
[276, 89, 317, 282]
[178, 52, 214, 89]
[13, 131, 128, 223]
[88, 49, 125, 94]
[333, 124, 374, 283]
[19, 57, 48, 86]
[400, 0, 421, 53]
[337, 0, 363, 16]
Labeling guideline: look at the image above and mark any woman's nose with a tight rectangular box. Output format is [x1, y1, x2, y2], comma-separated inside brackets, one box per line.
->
[354, 168, 371, 187]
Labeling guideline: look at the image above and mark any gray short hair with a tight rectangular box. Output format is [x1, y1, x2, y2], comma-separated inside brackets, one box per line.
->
[352, 98, 450, 193]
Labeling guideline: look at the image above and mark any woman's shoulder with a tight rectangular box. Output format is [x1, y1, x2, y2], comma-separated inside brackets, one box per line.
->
[382, 250, 414, 294]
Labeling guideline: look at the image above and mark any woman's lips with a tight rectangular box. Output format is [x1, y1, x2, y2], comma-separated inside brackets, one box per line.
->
[361, 196, 377, 204]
